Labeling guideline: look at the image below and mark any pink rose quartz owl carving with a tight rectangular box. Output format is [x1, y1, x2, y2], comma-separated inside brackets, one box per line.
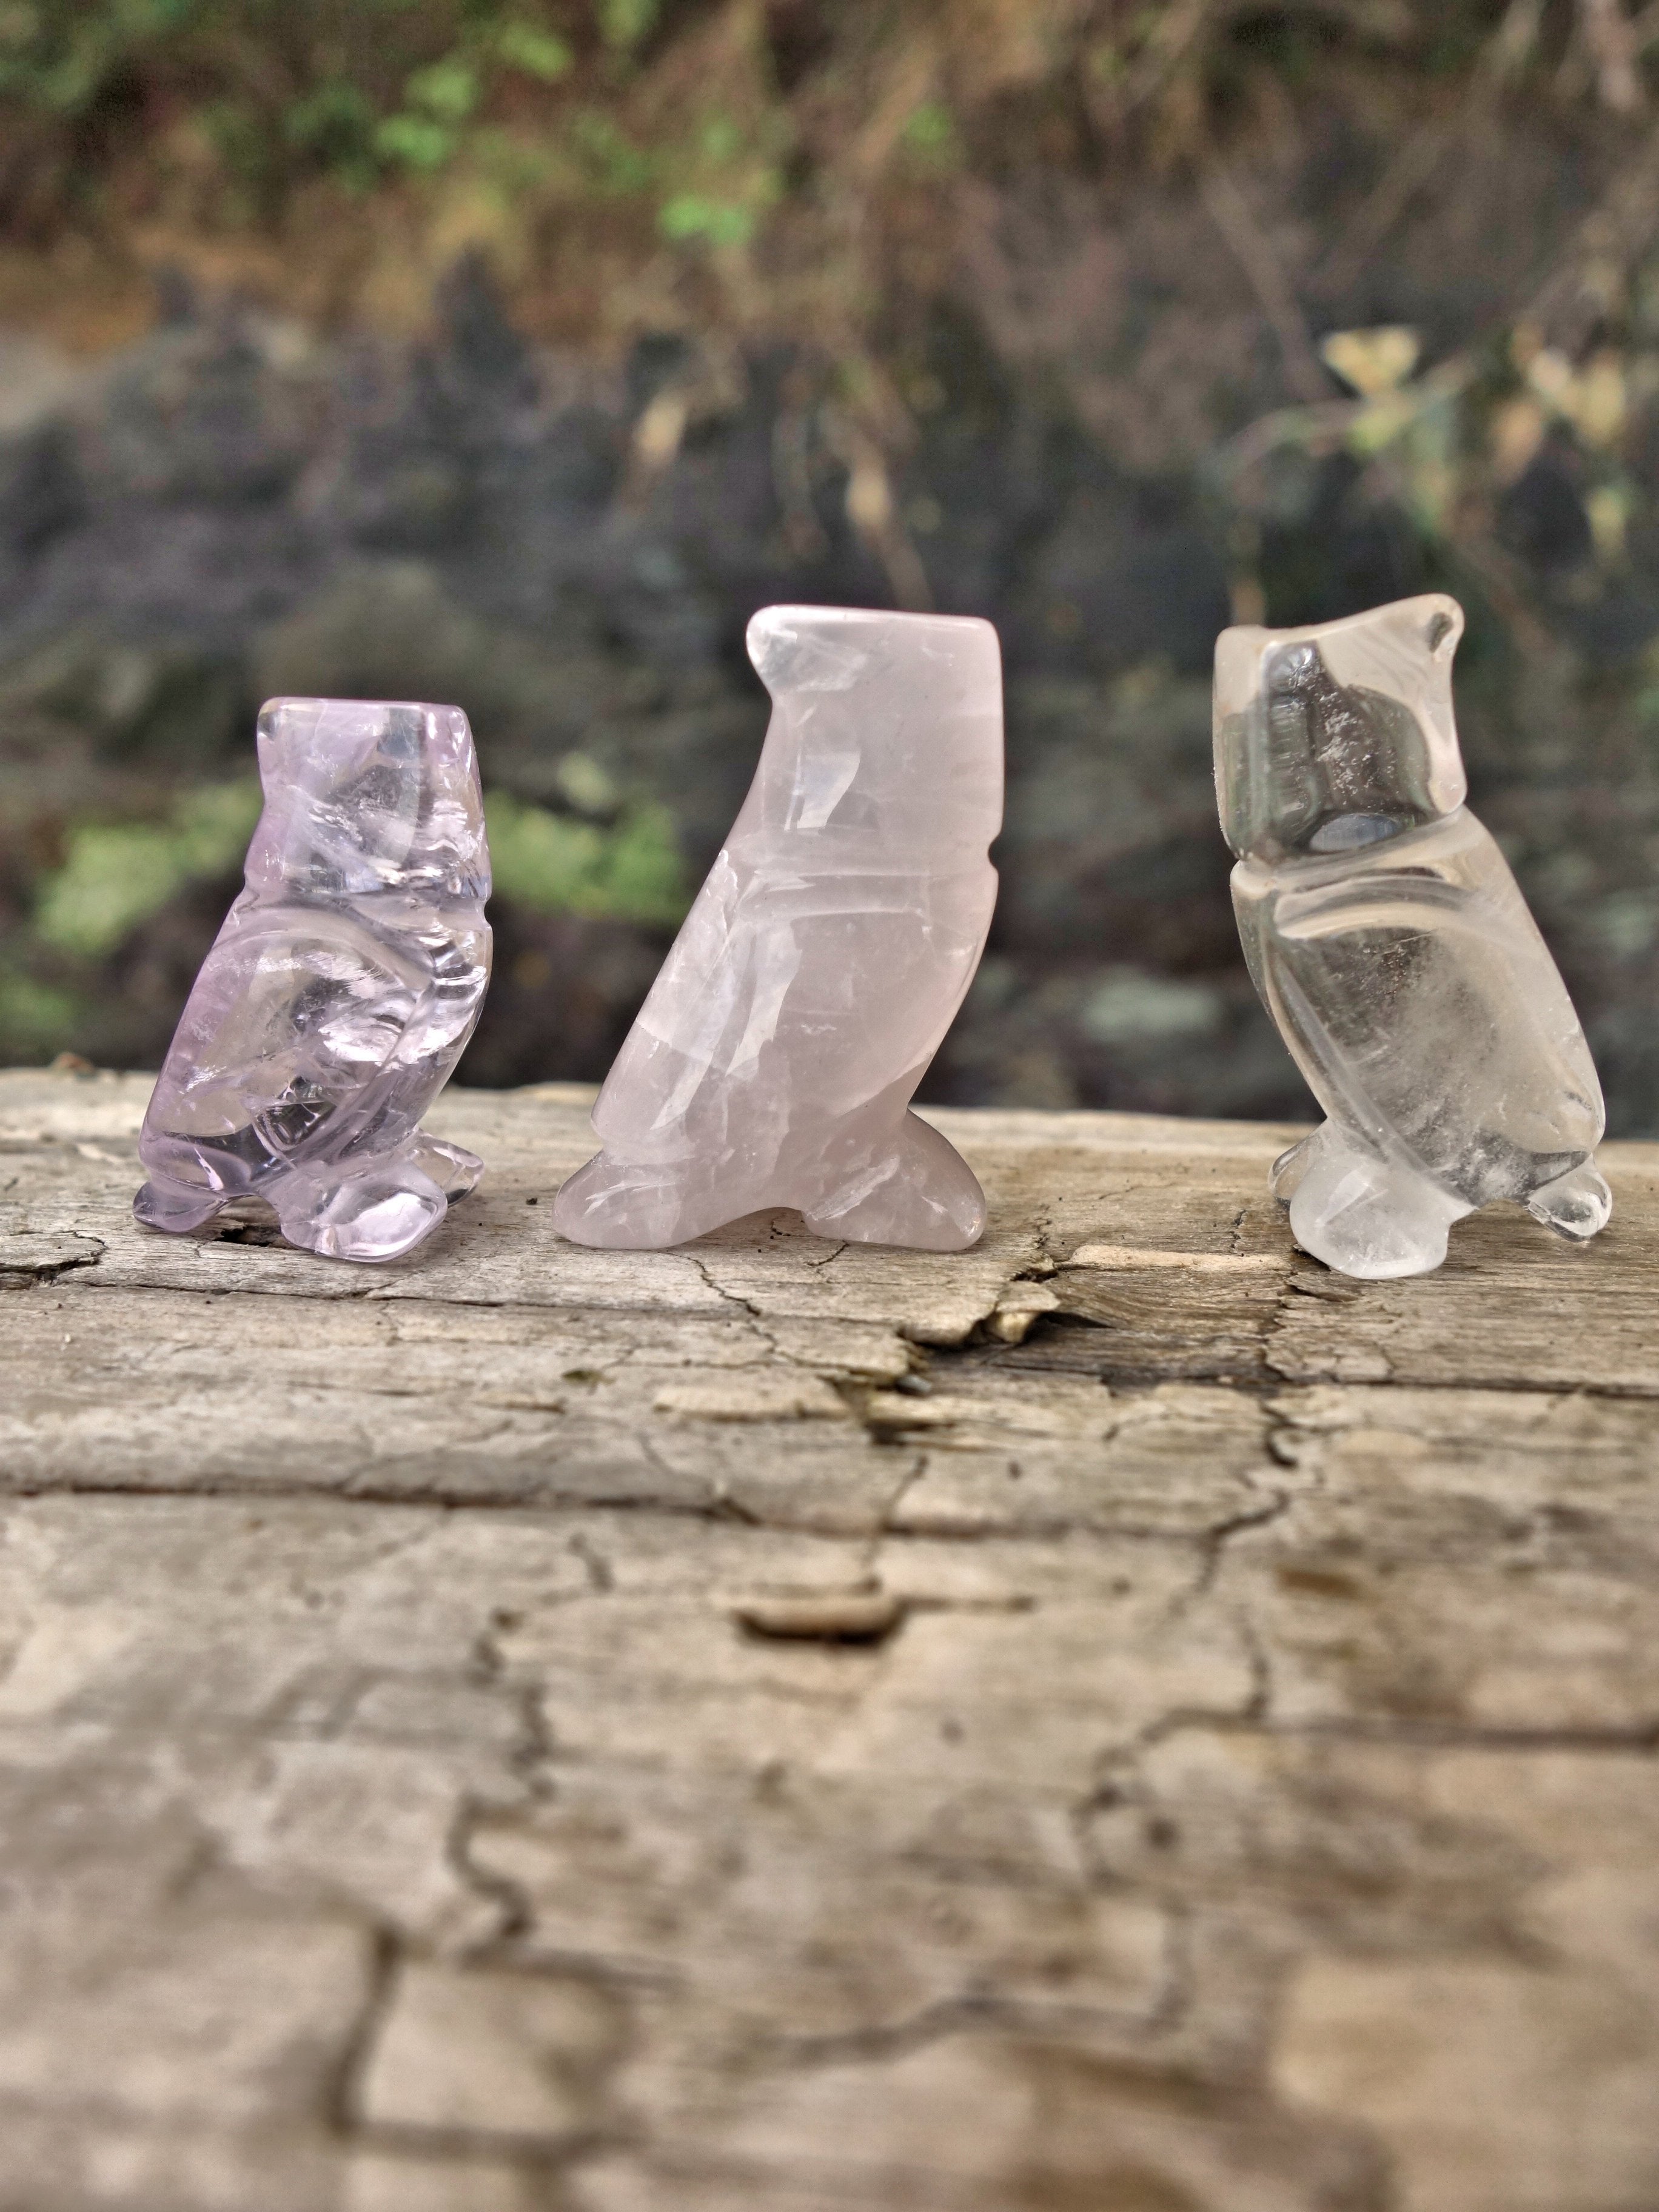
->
[134, 697, 492, 1262]
[554, 605, 1003, 1252]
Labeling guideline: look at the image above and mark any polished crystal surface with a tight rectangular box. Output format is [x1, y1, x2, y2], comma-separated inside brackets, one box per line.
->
[1216, 593, 1610, 1279]
[554, 605, 1002, 1251]
[135, 697, 491, 1262]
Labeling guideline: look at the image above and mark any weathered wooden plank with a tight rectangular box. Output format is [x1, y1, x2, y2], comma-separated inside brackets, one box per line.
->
[1, 1064, 1657, 2212]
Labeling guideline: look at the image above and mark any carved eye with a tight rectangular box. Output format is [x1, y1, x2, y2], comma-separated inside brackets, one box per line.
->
[748, 611, 868, 693]
[1425, 609, 1456, 655]
[1267, 642, 1317, 694]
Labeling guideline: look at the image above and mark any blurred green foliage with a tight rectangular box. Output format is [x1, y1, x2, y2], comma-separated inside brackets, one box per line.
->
[0, 0, 785, 253]
[4, 0, 1659, 1107]
[0, 967, 78, 1055]
[35, 778, 261, 956]
[3, 1, 1644, 394]
[26, 777, 684, 973]
[7, 0, 1590, 321]
[485, 790, 687, 925]
[1, 0, 577, 186]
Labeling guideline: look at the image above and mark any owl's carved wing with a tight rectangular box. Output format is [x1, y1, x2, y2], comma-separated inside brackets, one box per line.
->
[1261, 870, 1600, 1201]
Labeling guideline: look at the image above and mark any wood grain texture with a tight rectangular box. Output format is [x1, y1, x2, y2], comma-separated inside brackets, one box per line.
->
[1, 1067, 1656, 2212]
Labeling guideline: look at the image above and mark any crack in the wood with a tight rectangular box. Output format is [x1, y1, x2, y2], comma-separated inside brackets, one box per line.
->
[753, 1994, 1007, 2070]
[762, 1971, 1179, 2073]
[706, 1479, 766, 1526]
[879, 1451, 930, 1532]
[0, 1234, 106, 1281]
[1140, 1896, 1197, 2038]
[338, 2108, 615, 2168]
[1270, 1366, 1659, 1401]
[324, 1921, 403, 2137]
[1187, 1490, 1293, 1597]
[75, 1271, 383, 1306]
[0, 1473, 890, 1535]
[0, 1424, 1302, 1553]
[569, 1530, 615, 1592]
[1126, 1710, 1659, 1755]
[1013, 1192, 1062, 1278]
[447, 1792, 541, 1957]
[1238, 1614, 1275, 1724]
[688, 1253, 766, 1319]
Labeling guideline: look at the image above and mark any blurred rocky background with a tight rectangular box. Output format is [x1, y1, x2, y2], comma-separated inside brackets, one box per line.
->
[2, 0, 1658, 1124]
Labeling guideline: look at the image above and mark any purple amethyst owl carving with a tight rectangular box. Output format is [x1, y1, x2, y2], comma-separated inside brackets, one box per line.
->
[134, 697, 492, 1262]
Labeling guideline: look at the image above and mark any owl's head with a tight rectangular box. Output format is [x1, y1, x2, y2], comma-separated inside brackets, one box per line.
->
[247, 697, 489, 903]
[743, 605, 1002, 857]
[1213, 594, 1466, 863]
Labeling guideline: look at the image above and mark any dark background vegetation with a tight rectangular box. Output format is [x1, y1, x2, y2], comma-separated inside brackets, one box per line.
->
[3, 0, 1659, 1124]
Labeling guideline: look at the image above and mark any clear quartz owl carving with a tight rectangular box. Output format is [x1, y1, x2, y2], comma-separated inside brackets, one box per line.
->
[1215, 594, 1610, 1279]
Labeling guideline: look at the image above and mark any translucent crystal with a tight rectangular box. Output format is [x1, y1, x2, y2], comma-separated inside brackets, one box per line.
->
[134, 697, 492, 1262]
[1215, 593, 1609, 1279]
[554, 605, 1002, 1251]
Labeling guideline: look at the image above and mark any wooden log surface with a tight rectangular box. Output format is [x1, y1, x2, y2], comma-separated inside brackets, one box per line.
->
[2, 1064, 1658, 2212]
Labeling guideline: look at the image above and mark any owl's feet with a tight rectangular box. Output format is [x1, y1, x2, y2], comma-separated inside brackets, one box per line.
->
[1269, 1133, 1316, 1203]
[1284, 1124, 1469, 1281]
[551, 1152, 722, 1248]
[133, 1176, 229, 1234]
[554, 1110, 986, 1253]
[799, 1111, 985, 1251]
[410, 1132, 484, 1198]
[1525, 1158, 1612, 1241]
[273, 1156, 449, 1263]
[137, 1131, 477, 1262]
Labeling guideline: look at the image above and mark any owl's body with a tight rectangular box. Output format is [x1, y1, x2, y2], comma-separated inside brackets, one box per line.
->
[553, 605, 1002, 1252]
[1216, 595, 1608, 1278]
[135, 697, 491, 1263]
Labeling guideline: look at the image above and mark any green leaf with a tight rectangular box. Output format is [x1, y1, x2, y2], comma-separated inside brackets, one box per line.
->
[598, 0, 659, 52]
[283, 77, 377, 158]
[486, 794, 606, 913]
[554, 751, 617, 814]
[35, 780, 261, 959]
[36, 825, 194, 957]
[404, 56, 479, 122]
[0, 970, 79, 1058]
[495, 21, 572, 81]
[570, 109, 655, 192]
[595, 802, 686, 923]
[658, 192, 755, 247]
[172, 780, 266, 873]
[484, 793, 686, 923]
[902, 98, 954, 151]
[374, 112, 455, 170]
